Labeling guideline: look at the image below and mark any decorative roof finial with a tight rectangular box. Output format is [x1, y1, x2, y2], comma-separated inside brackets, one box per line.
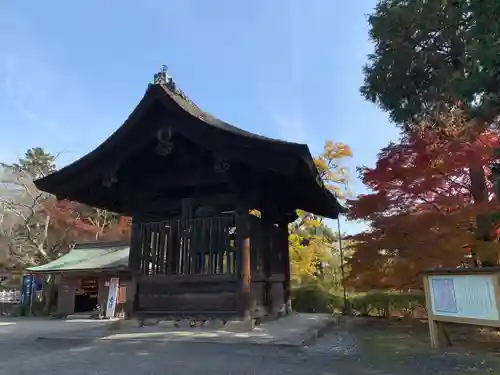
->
[152, 64, 177, 92]
[149, 65, 198, 108]
[153, 65, 169, 85]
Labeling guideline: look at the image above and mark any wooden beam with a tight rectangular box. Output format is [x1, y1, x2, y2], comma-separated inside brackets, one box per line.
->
[114, 163, 229, 202]
[181, 198, 194, 219]
[195, 193, 236, 207]
[125, 187, 236, 215]
[127, 200, 181, 217]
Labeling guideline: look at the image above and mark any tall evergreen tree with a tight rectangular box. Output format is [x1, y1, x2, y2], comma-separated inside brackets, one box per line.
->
[11, 147, 56, 179]
[362, 0, 500, 242]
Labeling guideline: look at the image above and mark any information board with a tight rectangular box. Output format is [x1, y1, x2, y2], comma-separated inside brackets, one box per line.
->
[429, 275, 499, 321]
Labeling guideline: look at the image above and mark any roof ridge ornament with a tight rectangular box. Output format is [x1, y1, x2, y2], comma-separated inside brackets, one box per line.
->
[151, 65, 199, 109]
[153, 65, 174, 88]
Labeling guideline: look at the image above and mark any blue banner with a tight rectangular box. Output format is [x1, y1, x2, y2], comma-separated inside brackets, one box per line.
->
[22, 275, 33, 304]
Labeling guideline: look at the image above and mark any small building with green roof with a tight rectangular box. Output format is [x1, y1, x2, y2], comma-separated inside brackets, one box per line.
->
[27, 241, 131, 317]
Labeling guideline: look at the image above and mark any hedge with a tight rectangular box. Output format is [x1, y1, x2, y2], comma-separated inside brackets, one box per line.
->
[291, 283, 426, 317]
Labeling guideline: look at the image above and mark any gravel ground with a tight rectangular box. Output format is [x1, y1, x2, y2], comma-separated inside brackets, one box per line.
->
[0, 318, 499, 375]
[0, 338, 361, 375]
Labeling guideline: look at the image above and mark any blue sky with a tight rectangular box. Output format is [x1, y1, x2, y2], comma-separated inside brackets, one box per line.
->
[0, 0, 399, 234]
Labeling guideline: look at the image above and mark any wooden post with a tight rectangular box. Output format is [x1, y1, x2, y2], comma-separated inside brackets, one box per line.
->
[278, 221, 291, 313]
[423, 275, 451, 348]
[262, 219, 273, 314]
[126, 218, 142, 318]
[97, 276, 108, 316]
[236, 203, 252, 319]
[124, 275, 137, 319]
[423, 275, 439, 347]
[167, 221, 178, 275]
[181, 198, 193, 274]
[422, 275, 436, 347]
[128, 218, 142, 274]
[57, 277, 76, 316]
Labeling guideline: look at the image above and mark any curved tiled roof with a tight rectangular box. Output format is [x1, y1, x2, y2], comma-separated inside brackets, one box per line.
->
[27, 242, 129, 273]
[34, 79, 343, 218]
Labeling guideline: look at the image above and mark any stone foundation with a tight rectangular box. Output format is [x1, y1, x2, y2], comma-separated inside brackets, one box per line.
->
[135, 317, 255, 332]
[109, 302, 294, 332]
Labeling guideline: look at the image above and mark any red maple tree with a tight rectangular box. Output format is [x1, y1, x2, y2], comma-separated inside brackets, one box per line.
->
[346, 129, 500, 290]
[42, 200, 131, 257]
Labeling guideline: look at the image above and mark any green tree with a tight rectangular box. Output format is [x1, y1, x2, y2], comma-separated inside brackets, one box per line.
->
[7, 147, 56, 180]
[0, 148, 57, 265]
[362, 0, 500, 127]
[362, 0, 500, 241]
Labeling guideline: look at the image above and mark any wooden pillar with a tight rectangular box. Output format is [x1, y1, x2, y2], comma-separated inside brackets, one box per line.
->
[167, 222, 179, 275]
[236, 203, 252, 318]
[279, 221, 291, 313]
[129, 218, 142, 274]
[57, 277, 76, 316]
[181, 198, 193, 275]
[97, 275, 109, 313]
[126, 218, 142, 318]
[261, 217, 273, 314]
[125, 276, 137, 319]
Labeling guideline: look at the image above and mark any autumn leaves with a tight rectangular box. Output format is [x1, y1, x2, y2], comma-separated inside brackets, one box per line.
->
[344, 0, 500, 290]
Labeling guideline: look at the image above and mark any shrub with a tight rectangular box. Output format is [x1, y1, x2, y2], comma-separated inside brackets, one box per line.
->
[350, 291, 425, 317]
[292, 283, 333, 313]
[291, 283, 426, 317]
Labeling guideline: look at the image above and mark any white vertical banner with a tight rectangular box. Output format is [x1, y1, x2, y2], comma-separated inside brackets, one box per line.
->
[105, 277, 120, 318]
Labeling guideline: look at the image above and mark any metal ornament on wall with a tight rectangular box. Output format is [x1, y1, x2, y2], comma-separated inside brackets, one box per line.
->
[156, 126, 174, 156]
[213, 160, 230, 174]
[102, 170, 118, 188]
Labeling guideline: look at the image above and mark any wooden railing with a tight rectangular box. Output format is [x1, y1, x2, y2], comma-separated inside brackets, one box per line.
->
[136, 216, 237, 276]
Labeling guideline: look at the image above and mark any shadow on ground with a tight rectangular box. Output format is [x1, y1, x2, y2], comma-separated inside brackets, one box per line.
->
[311, 317, 500, 374]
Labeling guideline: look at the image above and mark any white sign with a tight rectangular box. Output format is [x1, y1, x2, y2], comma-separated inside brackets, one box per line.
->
[429, 275, 499, 321]
[0, 290, 21, 304]
[105, 277, 120, 318]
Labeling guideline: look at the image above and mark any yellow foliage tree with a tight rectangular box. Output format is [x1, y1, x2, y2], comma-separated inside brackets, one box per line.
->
[289, 140, 352, 284]
[314, 140, 352, 199]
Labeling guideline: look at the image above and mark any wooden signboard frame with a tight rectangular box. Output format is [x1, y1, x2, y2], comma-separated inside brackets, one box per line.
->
[422, 268, 500, 348]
